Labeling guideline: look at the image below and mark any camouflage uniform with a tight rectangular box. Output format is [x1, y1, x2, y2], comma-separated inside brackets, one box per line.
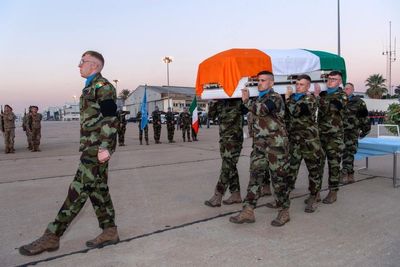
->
[180, 111, 191, 142]
[28, 112, 42, 151]
[46, 73, 118, 237]
[1, 109, 16, 153]
[341, 95, 370, 175]
[243, 90, 291, 209]
[286, 93, 324, 195]
[22, 110, 33, 150]
[136, 111, 148, 145]
[208, 99, 244, 195]
[116, 111, 127, 146]
[318, 88, 348, 191]
[152, 109, 162, 143]
[165, 111, 175, 142]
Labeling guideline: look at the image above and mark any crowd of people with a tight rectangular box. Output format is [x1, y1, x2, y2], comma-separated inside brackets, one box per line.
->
[368, 110, 386, 125]
[15, 51, 371, 257]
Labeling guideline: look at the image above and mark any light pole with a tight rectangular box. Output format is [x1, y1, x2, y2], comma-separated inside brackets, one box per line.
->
[113, 79, 119, 91]
[163, 56, 173, 108]
[337, 0, 341, 56]
[382, 21, 397, 96]
[73, 95, 77, 104]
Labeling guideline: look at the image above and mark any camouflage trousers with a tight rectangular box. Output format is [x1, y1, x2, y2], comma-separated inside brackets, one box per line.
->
[248, 139, 270, 194]
[215, 141, 242, 195]
[341, 132, 358, 175]
[31, 128, 41, 148]
[320, 133, 345, 191]
[167, 124, 175, 141]
[118, 126, 126, 145]
[47, 147, 116, 237]
[244, 137, 291, 209]
[138, 124, 148, 142]
[153, 124, 161, 142]
[25, 130, 33, 149]
[3, 128, 15, 152]
[288, 136, 324, 195]
[182, 125, 191, 140]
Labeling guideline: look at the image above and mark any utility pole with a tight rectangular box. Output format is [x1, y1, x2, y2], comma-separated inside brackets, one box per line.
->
[382, 21, 397, 96]
[337, 0, 341, 56]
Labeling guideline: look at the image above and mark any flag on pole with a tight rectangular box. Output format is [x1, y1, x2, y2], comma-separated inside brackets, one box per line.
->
[140, 86, 148, 130]
[189, 96, 199, 134]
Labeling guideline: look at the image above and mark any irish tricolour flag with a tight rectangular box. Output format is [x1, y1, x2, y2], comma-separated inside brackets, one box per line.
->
[189, 96, 199, 134]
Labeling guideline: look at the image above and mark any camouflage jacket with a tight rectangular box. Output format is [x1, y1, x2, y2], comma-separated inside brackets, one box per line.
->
[22, 113, 30, 131]
[343, 95, 371, 136]
[2, 111, 16, 130]
[29, 113, 42, 130]
[245, 89, 287, 139]
[166, 111, 175, 125]
[152, 110, 162, 124]
[286, 93, 319, 140]
[116, 111, 127, 127]
[317, 88, 348, 135]
[79, 73, 117, 153]
[136, 111, 143, 122]
[208, 99, 244, 143]
[179, 111, 191, 126]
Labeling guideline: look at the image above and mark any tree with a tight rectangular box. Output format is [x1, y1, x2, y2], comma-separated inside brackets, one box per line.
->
[385, 103, 400, 135]
[365, 74, 387, 99]
[118, 89, 131, 102]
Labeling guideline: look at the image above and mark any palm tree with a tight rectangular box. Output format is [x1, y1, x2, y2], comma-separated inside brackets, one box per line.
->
[365, 74, 387, 99]
[118, 89, 131, 104]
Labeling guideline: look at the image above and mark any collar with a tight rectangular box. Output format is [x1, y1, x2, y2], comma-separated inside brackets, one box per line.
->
[327, 87, 338, 95]
[293, 93, 306, 102]
[258, 88, 271, 98]
[85, 73, 98, 87]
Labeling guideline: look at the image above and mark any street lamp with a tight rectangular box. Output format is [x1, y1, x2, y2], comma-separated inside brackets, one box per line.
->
[113, 79, 119, 91]
[73, 95, 77, 104]
[163, 56, 173, 108]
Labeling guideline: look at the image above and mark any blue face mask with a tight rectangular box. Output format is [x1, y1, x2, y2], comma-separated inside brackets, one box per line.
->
[327, 87, 338, 95]
[293, 93, 305, 101]
[258, 89, 270, 98]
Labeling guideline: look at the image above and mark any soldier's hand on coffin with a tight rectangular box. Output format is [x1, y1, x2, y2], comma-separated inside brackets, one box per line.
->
[241, 88, 249, 103]
[98, 148, 111, 163]
[313, 83, 321, 96]
[285, 86, 293, 99]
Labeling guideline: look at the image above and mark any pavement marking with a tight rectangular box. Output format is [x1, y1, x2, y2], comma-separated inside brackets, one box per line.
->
[15, 175, 379, 267]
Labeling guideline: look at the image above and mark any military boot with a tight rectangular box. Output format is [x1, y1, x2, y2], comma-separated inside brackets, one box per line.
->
[183, 137, 186, 142]
[260, 185, 272, 197]
[265, 200, 281, 209]
[204, 192, 223, 207]
[346, 173, 355, 184]
[140, 139, 143, 145]
[19, 229, 60, 256]
[339, 173, 348, 184]
[222, 191, 242, 205]
[322, 190, 337, 204]
[271, 208, 290, 227]
[86, 226, 120, 248]
[188, 138, 192, 142]
[304, 192, 321, 204]
[229, 206, 255, 224]
[304, 195, 318, 213]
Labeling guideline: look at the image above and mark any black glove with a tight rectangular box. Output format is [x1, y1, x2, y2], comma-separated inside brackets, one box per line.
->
[330, 99, 343, 111]
[359, 131, 368, 138]
[298, 103, 311, 116]
[357, 107, 368, 118]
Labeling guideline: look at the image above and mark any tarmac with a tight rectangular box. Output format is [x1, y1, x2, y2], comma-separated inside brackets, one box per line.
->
[0, 121, 399, 267]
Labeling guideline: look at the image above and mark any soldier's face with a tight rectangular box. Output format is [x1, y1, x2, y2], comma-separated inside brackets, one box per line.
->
[327, 75, 342, 88]
[5, 106, 11, 112]
[78, 54, 98, 78]
[295, 79, 310, 93]
[32, 108, 38, 114]
[257, 74, 274, 91]
[344, 84, 354, 96]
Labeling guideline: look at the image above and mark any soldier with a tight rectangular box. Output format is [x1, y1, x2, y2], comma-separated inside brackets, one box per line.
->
[0, 104, 16, 153]
[230, 70, 291, 227]
[180, 107, 192, 142]
[116, 110, 127, 146]
[152, 106, 162, 144]
[341, 82, 371, 184]
[204, 98, 246, 207]
[285, 75, 324, 213]
[136, 110, 149, 145]
[315, 70, 348, 204]
[19, 50, 120, 256]
[28, 106, 42, 152]
[165, 107, 176, 143]
[22, 106, 34, 150]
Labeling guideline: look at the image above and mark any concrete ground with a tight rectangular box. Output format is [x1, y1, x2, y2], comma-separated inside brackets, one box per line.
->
[0, 121, 399, 267]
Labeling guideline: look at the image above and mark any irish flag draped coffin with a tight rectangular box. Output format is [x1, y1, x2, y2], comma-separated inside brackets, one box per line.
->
[189, 96, 199, 134]
[195, 48, 346, 99]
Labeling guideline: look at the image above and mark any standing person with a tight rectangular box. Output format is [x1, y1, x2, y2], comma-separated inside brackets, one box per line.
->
[136, 110, 149, 145]
[19, 50, 120, 256]
[204, 98, 245, 207]
[22, 106, 33, 150]
[28, 106, 43, 152]
[180, 107, 192, 142]
[285, 75, 324, 213]
[230, 70, 291, 226]
[152, 106, 162, 144]
[116, 110, 127, 146]
[315, 71, 348, 204]
[165, 107, 176, 143]
[0, 104, 16, 153]
[340, 82, 370, 184]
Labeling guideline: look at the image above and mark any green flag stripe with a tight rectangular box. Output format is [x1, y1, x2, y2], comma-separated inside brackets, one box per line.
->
[305, 49, 347, 84]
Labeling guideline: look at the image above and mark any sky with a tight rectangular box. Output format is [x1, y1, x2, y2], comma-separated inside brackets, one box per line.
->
[1, 0, 399, 114]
